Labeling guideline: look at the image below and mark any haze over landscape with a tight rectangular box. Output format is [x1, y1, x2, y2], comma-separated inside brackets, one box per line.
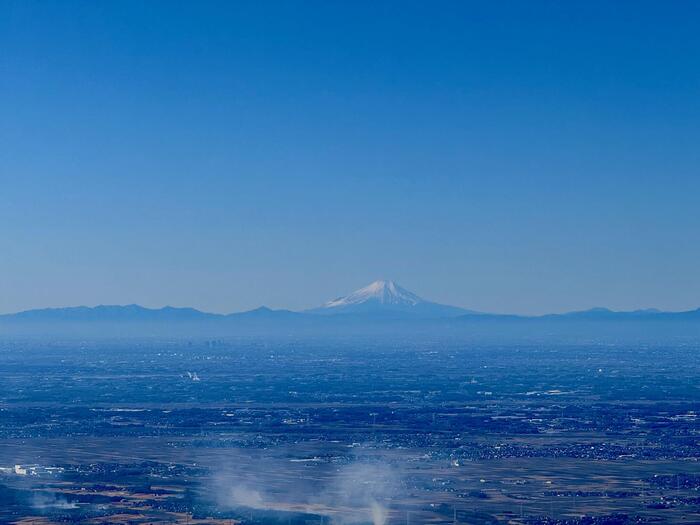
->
[2, 2, 700, 525]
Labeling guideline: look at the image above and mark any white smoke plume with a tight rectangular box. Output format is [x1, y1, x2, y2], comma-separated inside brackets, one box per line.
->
[318, 462, 400, 525]
[31, 491, 79, 511]
[229, 485, 266, 509]
[209, 454, 402, 525]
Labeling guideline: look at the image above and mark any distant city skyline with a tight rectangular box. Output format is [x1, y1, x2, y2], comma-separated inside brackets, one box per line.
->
[2, 1, 699, 315]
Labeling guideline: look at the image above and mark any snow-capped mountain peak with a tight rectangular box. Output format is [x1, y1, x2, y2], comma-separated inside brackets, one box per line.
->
[307, 280, 472, 317]
[324, 280, 424, 308]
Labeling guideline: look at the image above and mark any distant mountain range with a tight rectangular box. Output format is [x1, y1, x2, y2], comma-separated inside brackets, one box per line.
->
[1, 280, 699, 341]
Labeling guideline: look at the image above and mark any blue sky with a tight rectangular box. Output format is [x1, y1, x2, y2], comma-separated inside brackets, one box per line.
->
[1, 1, 699, 314]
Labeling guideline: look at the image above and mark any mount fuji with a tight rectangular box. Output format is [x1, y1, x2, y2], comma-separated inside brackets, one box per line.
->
[307, 280, 474, 318]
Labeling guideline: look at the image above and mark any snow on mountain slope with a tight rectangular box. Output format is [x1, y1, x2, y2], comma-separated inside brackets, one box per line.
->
[309, 280, 472, 317]
[324, 280, 423, 308]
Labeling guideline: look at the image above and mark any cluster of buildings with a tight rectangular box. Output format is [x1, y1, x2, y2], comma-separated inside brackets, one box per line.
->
[0, 464, 64, 476]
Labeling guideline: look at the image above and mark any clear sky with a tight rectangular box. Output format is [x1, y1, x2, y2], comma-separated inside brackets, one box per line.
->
[1, 1, 699, 315]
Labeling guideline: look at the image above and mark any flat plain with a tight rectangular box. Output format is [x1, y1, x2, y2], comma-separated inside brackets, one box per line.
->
[0, 339, 698, 524]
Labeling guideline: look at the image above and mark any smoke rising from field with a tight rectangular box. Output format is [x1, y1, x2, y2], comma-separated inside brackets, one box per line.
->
[229, 485, 266, 509]
[31, 491, 79, 511]
[210, 454, 401, 525]
[318, 462, 399, 525]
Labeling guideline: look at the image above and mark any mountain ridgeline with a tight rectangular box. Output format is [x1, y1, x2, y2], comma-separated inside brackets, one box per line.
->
[2, 280, 700, 341]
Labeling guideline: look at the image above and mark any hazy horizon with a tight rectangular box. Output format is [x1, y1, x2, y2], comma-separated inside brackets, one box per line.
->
[1, 277, 698, 318]
[2, 1, 699, 315]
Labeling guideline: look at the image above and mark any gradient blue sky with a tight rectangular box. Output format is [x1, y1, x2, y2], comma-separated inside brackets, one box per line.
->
[1, 1, 699, 315]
